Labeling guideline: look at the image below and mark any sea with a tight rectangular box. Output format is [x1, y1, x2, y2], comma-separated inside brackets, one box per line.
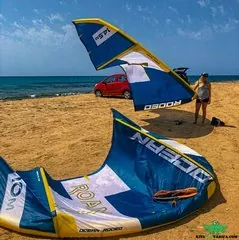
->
[0, 75, 238, 101]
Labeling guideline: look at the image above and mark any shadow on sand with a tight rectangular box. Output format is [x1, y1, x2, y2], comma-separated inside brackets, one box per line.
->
[102, 96, 131, 100]
[141, 108, 214, 139]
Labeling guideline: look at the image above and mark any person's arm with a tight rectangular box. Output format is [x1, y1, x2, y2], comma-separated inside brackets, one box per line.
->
[208, 83, 211, 104]
[193, 81, 199, 91]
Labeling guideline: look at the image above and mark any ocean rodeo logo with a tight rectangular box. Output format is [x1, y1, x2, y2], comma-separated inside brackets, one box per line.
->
[144, 100, 182, 110]
[6, 176, 23, 210]
[130, 132, 212, 184]
[69, 184, 107, 214]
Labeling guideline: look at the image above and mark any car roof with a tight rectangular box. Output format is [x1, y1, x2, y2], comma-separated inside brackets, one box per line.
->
[108, 73, 126, 77]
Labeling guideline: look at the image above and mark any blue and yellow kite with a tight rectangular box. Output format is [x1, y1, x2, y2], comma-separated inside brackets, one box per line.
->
[72, 18, 197, 111]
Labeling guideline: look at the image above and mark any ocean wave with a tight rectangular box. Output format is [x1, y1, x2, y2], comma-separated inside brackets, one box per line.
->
[0, 91, 93, 101]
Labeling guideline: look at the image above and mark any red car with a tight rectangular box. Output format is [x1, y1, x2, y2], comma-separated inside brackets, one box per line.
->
[94, 73, 131, 99]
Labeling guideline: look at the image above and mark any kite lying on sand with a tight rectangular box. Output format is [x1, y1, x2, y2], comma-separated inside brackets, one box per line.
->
[72, 18, 197, 111]
[0, 109, 216, 238]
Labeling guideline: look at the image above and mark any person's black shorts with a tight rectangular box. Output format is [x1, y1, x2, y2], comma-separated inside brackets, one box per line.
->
[196, 98, 209, 103]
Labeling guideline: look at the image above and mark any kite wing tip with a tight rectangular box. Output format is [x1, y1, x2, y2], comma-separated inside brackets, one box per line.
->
[72, 18, 105, 24]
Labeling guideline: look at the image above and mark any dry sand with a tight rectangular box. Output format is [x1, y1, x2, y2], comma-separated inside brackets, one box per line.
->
[0, 82, 239, 240]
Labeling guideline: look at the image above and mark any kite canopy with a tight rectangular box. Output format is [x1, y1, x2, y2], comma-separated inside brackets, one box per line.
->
[72, 18, 196, 111]
[0, 109, 216, 238]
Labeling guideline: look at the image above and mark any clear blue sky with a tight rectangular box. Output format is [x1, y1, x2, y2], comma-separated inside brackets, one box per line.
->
[0, 0, 239, 76]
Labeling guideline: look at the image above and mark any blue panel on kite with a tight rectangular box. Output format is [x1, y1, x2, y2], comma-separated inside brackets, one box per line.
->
[73, 22, 135, 69]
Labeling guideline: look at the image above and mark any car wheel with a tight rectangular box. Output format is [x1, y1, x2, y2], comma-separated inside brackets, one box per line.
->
[95, 90, 102, 97]
[123, 90, 131, 99]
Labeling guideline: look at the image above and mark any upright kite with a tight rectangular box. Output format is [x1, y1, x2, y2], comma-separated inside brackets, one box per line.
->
[72, 18, 196, 111]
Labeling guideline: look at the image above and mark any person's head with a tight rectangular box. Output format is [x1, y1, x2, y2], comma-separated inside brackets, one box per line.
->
[200, 72, 209, 82]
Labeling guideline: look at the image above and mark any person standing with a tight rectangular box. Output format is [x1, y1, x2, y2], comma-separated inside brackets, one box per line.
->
[193, 73, 211, 124]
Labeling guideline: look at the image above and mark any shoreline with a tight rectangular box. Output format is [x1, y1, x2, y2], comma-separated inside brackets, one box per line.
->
[0, 91, 93, 101]
[0, 81, 238, 102]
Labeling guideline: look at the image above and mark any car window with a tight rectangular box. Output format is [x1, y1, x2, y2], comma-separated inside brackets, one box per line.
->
[118, 75, 127, 82]
[104, 76, 115, 83]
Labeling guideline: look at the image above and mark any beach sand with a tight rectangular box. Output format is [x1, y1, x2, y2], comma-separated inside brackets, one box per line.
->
[0, 82, 239, 240]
